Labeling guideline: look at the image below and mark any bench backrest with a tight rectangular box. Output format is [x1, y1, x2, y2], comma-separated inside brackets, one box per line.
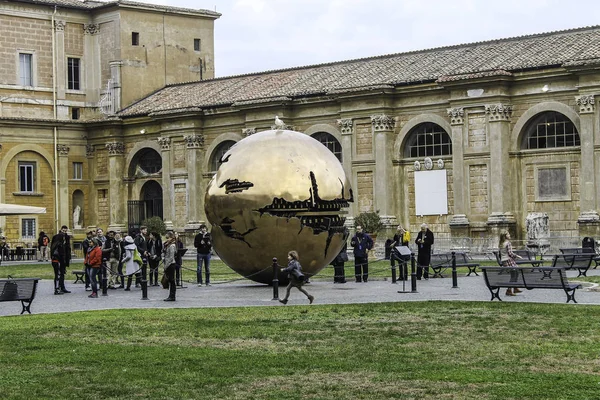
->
[430, 253, 450, 266]
[0, 278, 38, 301]
[481, 267, 569, 289]
[553, 253, 594, 270]
[481, 267, 525, 287]
[513, 249, 534, 260]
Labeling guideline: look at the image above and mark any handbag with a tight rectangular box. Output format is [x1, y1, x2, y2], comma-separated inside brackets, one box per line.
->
[133, 248, 143, 266]
[1, 275, 19, 301]
[161, 273, 169, 289]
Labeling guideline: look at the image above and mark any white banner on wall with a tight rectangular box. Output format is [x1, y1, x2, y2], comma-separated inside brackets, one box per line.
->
[414, 169, 448, 216]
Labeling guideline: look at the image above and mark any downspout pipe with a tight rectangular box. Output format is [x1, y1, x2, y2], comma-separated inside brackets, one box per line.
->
[52, 6, 59, 232]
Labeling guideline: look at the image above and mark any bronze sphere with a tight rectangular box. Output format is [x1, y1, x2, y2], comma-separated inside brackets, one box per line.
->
[205, 129, 353, 284]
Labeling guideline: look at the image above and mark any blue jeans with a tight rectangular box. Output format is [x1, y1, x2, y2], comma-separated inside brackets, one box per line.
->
[197, 253, 211, 284]
[87, 266, 99, 294]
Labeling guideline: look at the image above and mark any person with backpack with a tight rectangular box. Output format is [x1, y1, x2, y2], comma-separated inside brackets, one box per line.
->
[37, 231, 50, 262]
[122, 235, 141, 291]
[279, 250, 314, 305]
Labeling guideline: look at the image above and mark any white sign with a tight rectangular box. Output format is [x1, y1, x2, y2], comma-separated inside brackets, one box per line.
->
[414, 170, 448, 216]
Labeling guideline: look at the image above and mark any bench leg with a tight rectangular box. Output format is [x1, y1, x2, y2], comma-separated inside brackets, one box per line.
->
[576, 270, 587, 278]
[20, 300, 32, 315]
[466, 267, 479, 277]
[565, 289, 577, 304]
[489, 287, 502, 301]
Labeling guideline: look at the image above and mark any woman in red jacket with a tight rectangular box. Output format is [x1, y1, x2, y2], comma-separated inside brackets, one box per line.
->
[85, 238, 103, 298]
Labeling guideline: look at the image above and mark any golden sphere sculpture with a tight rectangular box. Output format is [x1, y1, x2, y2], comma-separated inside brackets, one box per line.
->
[205, 129, 353, 284]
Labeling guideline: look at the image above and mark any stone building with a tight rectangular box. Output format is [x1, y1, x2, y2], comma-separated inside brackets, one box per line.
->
[1, 0, 600, 251]
[0, 0, 219, 245]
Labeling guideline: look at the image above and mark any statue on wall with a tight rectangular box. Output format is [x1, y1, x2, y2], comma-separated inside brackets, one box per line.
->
[73, 205, 82, 229]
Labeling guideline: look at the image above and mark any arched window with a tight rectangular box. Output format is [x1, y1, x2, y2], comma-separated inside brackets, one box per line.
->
[210, 140, 236, 172]
[138, 148, 162, 174]
[312, 132, 342, 162]
[522, 112, 580, 149]
[404, 123, 452, 158]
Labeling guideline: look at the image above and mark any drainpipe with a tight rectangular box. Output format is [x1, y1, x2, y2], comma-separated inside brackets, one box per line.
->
[52, 6, 59, 232]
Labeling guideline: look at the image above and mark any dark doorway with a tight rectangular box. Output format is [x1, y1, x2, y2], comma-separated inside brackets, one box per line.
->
[127, 180, 163, 234]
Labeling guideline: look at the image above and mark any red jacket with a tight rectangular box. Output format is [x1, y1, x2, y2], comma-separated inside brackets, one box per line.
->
[85, 246, 102, 268]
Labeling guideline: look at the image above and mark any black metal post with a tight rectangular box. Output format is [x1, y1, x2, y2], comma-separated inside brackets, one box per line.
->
[272, 257, 279, 300]
[390, 255, 397, 284]
[101, 261, 108, 296]
[410, 253, 417, 293]
[451, 251, 458, 288]
[141, 263, 148, 300]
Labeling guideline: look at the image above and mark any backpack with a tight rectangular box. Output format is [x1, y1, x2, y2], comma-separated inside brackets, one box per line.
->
[133, 248, 143, 266]
[42, 236, 49, 246]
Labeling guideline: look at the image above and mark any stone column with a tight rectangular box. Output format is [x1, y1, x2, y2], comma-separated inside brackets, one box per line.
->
[576, 95, 600, 236]
[183, 133, 205, 231]
[54, 20, 66, 98]
[485, 104, 516, 233]
[57, 144, 70, 228]
[158, 137, 174, 230]
[371, 115, 397, 229]
[337, 118, 355, 216]
[85, 144, 98, 230]
[105, 141, 127, 233]
[447, 107, 469, 232]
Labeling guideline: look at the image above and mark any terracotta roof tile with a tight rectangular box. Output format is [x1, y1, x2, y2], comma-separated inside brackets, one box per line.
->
[119, 25, 600, 117]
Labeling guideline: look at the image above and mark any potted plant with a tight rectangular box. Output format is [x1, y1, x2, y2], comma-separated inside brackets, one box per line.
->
[354, 211, 384, 236]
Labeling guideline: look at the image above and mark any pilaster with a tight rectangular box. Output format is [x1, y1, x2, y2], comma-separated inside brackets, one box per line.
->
[337, 118, 354, 201]
[447, 107, 469, 228]
[54, 20, 66, 98]
[183, 134, 205, 230]
[371, 114, 397, 227]
[158, 137, 174, 230]
[83, 24, 101, 102]
[485, 104, 513, 216]
[105, 141, 126, 233]
[86, 144, 98, 229]
[57, 144, 70, 228]
[575, 95, 597, 220]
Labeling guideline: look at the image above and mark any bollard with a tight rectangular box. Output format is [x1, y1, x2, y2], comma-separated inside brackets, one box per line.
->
[390, 255, 397, 284]
[101, 261, 108, 296]
[410, 253, 418, 293]
[141, 263, 148, 300]
[272, 257, 279, 300]
[451, 251, 458, 288]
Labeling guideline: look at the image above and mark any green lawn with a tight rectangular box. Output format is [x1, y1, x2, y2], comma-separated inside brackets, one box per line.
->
[1, 302, 599, 399]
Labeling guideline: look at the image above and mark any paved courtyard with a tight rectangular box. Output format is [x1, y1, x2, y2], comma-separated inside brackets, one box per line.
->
[1, 264, 599, 316]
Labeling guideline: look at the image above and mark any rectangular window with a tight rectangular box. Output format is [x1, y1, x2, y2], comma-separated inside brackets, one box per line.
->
[73, 162, 83, 180]
[132, 32, 139, 46]
[19, 53, 33, 86]
[67, 57, 80, 90]
[71, 107, 80, 120]
[537, 167, 569, 201]
[18, 162, 35, 192]
[22, 218, 36, 239]
[194, 38, 201, 51]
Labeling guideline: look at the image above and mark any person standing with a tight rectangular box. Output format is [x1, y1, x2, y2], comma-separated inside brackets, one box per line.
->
[81, 230, 94, 291]
[390, 225, 411, 280]
[122, 235, 140, 291]
[350, 225, 373, 283]
[37, 231, 50, 262]
[279, 250, 314, 305]
[85, 238, 103, 298]
[331, 241, 348, 283]
[194, 224, 212, 287]
[162, 231, 177, 301]
[103, 231, 121, 289]
[148, 232, 162, 286]
[174, 232, 184, 286]
[134, 226, 149, 288]
[415, 223, 434, 280]
[50, 226, 71, 295]
[499, 231, 523, 297]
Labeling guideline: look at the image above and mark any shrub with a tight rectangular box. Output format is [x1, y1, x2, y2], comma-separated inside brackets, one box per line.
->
[142, 216, 167, 236]
[354, 211, 383, 234]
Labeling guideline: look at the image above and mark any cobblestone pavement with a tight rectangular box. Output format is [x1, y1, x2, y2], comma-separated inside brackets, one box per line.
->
[1, 263, 599, 316]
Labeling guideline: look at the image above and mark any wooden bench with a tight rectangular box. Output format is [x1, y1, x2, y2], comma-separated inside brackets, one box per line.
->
[551, 253, 595, 277]
[71, 270, 86, 284]
[492, 250, 544, 268]
[429, 252, 480, 278]
[480, 266, 581, 303]
[0, 277, 40, 314]
[559, 248, 600, 269]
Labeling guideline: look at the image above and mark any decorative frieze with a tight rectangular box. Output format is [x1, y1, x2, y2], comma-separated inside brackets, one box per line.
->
[83, 24, 100, 35]
[56, 144, 70, 156]
[157, 137, 171, 151]
[54, 20, 66, 31]
[270, 123, 295, 131]
[484, 104, 513, 121]
[337, 118, 353, 135]
[447, 107, 464, 125]
[242, 128, 256, 137]
[370, 115, 395, 131]
[575, 95, 595, 114]
[105, 141, 124, 156]
[183, 134, 205, 149]
[86, 144, 95, 157]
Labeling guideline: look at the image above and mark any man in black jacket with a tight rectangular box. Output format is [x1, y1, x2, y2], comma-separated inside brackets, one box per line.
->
[194, 224, 212, 287]
[350, 226, 373, 283]
[50, 225, 72, 295]
[415, 223, 434, 280]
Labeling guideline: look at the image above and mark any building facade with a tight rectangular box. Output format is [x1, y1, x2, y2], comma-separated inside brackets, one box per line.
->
[1, 0, 600, 253]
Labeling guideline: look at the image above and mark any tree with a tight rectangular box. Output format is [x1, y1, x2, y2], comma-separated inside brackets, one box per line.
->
[142, 216, 167, 236]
